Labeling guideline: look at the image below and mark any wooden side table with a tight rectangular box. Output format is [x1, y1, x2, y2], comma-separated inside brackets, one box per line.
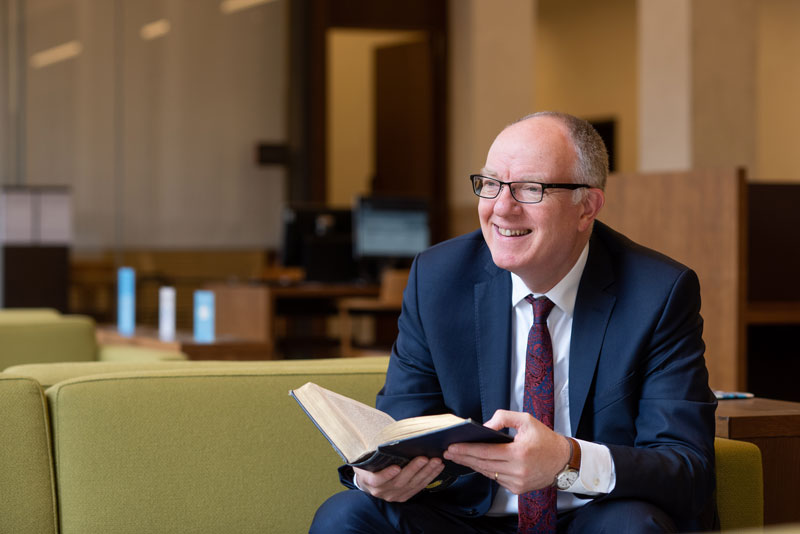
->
[716, 397, 800, 525]
[96, 326, 274, 361]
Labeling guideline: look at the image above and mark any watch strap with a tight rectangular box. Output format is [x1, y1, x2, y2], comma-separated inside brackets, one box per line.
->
[565, 436, 581, 471]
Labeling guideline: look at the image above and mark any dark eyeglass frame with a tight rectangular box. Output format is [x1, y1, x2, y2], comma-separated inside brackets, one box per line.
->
[469, 174, 590, 204]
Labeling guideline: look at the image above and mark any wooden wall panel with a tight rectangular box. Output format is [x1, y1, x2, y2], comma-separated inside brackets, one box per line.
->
[600, 168, 747, 390]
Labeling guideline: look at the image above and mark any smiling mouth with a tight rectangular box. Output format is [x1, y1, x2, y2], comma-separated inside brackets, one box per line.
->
[496, 225, 532, 237]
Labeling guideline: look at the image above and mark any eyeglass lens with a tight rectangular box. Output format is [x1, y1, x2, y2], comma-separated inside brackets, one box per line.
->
[472, 176, 543, 203]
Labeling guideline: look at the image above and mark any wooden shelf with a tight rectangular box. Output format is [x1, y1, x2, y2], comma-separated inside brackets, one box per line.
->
[746, 301, 800, 325]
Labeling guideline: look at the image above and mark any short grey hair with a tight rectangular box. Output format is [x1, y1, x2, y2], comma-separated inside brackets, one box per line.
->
[512, 111, 609, 191]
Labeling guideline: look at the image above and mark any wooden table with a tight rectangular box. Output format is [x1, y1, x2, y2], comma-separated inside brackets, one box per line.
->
[716, 397, 800, 525]
[96, 326, 275, 361]
[207, 282, 380, 358]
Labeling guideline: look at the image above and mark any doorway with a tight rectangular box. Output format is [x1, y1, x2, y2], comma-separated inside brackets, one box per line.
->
[289, 0, 448, 242]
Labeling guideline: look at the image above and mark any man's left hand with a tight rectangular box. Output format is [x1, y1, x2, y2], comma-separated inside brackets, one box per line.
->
[443, 409, 570, 494]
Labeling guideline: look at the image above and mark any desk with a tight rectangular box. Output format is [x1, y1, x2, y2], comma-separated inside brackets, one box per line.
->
[207, 282, 380, 358]
[716, 397, 800, 525]
[96, 326, 274, 361]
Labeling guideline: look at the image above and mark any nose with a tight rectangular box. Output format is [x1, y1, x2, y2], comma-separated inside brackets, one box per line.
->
[492, 183, 520, 215]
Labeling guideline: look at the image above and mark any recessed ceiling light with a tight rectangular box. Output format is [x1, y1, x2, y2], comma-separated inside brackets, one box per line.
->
[140, 19, 171, 41]
[220, 0, 278, 15]
[30, 41, 83, 69]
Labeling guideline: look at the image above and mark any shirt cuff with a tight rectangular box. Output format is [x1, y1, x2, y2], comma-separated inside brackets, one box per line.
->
[353, 472, 365, 492]
[564, 439, 616, 495]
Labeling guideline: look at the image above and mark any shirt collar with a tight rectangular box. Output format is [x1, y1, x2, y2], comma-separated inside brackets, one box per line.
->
[510, 242, 590, 317]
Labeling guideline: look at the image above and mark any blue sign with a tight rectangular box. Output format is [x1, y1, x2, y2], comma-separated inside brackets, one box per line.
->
[193, 290, 215, 343]
[117, 267, 135, 337]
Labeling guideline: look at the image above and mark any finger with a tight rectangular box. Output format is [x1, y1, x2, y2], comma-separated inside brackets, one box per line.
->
[444, 453, 511, 484]
[484, 409, 529, 431]
[399, 458, 444, 500]
[354, 464, 401, 491]
[369, 457, 439, 502]
[445, 440, 511, 461]
[406, 457, 442, 483]
[363, 456, 429, 499]
[452, 453, 511, 477]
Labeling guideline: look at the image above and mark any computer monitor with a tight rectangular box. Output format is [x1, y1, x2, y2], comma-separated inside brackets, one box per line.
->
[279, 205, 357, 282]
[353, 196, 430, 260]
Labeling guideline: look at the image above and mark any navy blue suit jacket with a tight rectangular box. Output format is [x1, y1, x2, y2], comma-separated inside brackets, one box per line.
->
[353, 222, 717, 530]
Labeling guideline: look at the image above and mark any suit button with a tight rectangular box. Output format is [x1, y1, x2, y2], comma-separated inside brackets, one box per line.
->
[467, 509, 477, 516]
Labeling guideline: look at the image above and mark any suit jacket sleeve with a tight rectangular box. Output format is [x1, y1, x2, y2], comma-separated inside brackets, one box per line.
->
[371, 235, 502, 516]
[591, 265, 717, 528]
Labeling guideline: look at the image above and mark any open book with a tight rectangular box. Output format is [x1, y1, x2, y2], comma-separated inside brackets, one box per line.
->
[290, 382, 512, 481]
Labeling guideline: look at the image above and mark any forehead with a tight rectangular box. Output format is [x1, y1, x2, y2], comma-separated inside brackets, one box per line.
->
[484, 117, 576, 180]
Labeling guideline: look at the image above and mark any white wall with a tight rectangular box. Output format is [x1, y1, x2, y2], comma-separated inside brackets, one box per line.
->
[447, 0, 536, 237]
[537, 0, 638, 173]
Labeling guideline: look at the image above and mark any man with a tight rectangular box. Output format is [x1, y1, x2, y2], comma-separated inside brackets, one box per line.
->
[311, 111, 716, 533]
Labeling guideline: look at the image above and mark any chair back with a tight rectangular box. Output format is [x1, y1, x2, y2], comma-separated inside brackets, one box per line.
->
[379, 269, 409, 304]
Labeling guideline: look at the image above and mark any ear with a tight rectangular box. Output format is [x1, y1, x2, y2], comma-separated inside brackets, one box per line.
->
[577, 188, 605, 232]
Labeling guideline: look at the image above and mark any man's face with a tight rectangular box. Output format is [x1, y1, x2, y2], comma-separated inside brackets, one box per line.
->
[478, 117, 595, 292]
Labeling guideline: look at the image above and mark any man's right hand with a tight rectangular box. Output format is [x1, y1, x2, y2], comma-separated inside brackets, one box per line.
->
[354, 456, 444, 502]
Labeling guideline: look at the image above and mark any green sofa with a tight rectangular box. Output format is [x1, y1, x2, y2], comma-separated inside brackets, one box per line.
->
[1, 357, 763, 533]
[0, 309, 186, 368]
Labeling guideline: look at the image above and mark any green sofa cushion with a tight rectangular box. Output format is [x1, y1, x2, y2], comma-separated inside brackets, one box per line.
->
[8, 356, 390, 388]
[0, 374, 58, 534]
[46, 360, 389, 534]
[0, 308, 62, 322]
[0, 316, 98, 368]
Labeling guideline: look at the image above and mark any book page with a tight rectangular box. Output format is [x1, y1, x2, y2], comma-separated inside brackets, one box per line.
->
[292, 382, 395, 462]
[372, 413, 465, 448]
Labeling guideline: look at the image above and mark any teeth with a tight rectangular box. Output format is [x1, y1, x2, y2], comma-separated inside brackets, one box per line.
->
[498, 227, 531, 237]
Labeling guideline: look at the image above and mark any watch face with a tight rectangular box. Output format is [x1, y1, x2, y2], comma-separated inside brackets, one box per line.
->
[556, 469, 579, 490]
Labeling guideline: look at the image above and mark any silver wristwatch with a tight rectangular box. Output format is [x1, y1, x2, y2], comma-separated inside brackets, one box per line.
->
[554, 437, 581, 491]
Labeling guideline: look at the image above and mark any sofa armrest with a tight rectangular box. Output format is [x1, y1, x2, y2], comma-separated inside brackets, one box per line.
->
[716, 436, 764, 530]
[0, 374, 58, 533]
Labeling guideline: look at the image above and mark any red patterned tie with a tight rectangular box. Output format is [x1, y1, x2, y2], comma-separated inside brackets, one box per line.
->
[518, 295, 557, 534]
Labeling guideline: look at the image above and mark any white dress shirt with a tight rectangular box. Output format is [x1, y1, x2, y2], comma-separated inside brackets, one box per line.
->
[487, 243, 616, 515]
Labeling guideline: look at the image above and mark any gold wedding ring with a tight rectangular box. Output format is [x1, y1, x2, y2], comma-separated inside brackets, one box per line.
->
[494, 472, 499, 481]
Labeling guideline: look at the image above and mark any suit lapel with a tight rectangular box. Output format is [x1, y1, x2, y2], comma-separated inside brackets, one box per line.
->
[474, 258, 512, 424]
[569, 231, 617, 435]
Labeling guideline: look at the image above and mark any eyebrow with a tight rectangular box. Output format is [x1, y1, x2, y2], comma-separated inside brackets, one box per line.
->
[479, 169, 542, 182]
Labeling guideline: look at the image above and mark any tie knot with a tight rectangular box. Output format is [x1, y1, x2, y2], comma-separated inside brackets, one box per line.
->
[525, 295, 555, 324]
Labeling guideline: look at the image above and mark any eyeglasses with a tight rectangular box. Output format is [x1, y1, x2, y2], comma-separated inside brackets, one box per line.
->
[469, 174, 590, 204]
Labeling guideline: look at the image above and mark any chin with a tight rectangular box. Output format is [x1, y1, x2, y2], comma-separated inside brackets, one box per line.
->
[488, 250, 527, 274]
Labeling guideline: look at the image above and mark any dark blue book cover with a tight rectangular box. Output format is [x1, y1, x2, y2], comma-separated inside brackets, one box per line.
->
[353, 419, 513, 477]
